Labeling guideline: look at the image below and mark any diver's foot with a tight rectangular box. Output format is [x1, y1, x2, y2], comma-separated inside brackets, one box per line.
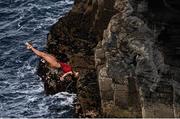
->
[25, 42, 32, 49]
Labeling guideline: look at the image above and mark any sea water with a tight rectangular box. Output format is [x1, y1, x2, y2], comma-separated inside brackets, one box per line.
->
[0, 0, 75, 117]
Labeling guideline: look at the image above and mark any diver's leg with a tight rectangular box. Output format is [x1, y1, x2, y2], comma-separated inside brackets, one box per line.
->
[26, 42, 60, 68]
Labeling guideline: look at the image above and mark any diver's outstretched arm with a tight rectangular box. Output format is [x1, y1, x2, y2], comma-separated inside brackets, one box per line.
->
[26, 42, 60, 68]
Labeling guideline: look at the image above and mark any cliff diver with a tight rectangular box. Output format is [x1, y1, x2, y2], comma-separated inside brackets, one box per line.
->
[25, 42, 79, 81]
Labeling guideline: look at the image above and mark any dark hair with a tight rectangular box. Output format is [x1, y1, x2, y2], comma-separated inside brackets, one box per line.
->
[58, 53, 69, 63]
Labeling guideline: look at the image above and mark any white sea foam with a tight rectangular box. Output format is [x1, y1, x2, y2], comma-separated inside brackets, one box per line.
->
[52, 92, 76, 107]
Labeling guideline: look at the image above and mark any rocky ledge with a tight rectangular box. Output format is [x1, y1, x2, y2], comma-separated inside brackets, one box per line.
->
[38, 0, 180, 118]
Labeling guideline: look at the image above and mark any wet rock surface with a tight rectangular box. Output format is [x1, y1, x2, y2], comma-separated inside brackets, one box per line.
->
[38, 0, 180, 118]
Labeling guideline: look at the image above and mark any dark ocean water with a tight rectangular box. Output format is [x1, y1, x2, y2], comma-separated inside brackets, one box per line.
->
[0, 0, 75, 117]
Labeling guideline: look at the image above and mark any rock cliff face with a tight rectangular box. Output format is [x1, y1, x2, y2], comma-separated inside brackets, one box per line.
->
[95, 0, 180, 117]
[38, 0, 180, 118]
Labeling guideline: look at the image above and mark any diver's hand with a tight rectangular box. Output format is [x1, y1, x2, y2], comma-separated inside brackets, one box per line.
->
[60, 77, 64, 81]
[25, 42, 33, 50]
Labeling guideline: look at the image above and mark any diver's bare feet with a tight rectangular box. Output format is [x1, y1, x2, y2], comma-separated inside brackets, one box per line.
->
[25, 42, 32, 49]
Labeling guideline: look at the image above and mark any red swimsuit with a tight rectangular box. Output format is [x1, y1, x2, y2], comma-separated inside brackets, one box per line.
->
[59, 62, 72, 73]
